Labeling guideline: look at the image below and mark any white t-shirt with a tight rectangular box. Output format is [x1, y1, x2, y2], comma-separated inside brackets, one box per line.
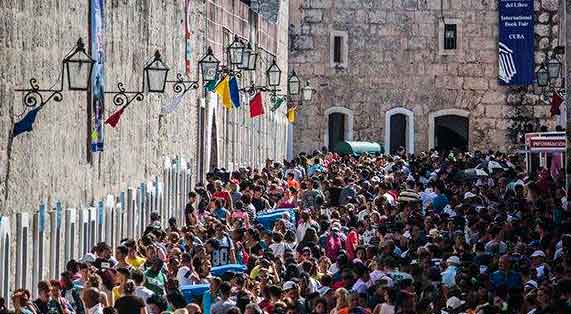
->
[176, 266, 197, 286]
[134, 286, 154, 313]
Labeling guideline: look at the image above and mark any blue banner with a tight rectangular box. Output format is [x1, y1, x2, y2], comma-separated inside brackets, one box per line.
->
[498, 0, 534, 85]
[90, 0, 105, 151]
[38, 203, 46, 233]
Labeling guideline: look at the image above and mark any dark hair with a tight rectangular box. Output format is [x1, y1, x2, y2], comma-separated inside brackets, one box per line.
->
[215, 198, 224, 208]
[116, 245, 128, 256]
[38, 281, 51, 293]
[130, 269, 145, 285]
[219, 282, 232, 295]
[116, 267, 131, 279]
[123, 280, 136, 295]
[166, 292, 187, 309]
[147, 295, 168, 312]
[102, 307, 117, 314]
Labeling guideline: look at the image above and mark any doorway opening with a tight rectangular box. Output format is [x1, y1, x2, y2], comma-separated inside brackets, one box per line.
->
[434, 115, 469, 151]
[328, 113, 345, 151]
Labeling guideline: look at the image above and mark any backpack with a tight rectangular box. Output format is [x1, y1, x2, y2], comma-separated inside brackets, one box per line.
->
[325, 233, 343, 259]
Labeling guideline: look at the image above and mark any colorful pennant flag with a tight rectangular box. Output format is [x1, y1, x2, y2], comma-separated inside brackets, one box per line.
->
[229, 76, 241, 108]
[214, 76, 233, 110]
[161, 94, 184, 114]
[287, 106, 297, 123]
[270, 96, 286, 112]
[105, 106, 127, 128]
[249, 92, 264, 118]
[205, 73, 220, 92]
[13, 105, 44, 137]
[550, 92, 564, 116]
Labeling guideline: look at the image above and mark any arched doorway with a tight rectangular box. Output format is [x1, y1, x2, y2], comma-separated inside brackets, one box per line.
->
[324, 107, 353, 151]
[429, 109, 470, 151]
[385, 108, 415, 154]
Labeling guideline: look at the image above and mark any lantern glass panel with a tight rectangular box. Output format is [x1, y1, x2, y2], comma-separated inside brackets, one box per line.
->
[536, 68, 549, 87]
[547, 58, 561, 79]
[288, 72, 300, 96]
[266, 60, 281, 87]
[199, 48, 220, 82]
[228, 36, 245, 65]
[64, 39, 95, 91]
[247, 52, 258, 71]
[144, 52, 169, 93]
[302, 83, 314, 102]
[238, 46, 251, 70]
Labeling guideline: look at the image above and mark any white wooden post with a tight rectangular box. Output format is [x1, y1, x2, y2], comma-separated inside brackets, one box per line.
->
[0, 216, 12, 302]
[15, 212, 30, 289]
[126, 188, 135, 239]
[49, 201, 62, 279]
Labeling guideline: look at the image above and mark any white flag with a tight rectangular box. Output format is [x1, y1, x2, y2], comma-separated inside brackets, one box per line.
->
[161, 94, 184, 114]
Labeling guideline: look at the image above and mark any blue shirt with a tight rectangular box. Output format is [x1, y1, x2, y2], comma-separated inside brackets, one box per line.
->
[214, 207, 227, 220]
[441, 266, 457, 288]
[490, 270, 522, 289]
[432, 194, 449, 212]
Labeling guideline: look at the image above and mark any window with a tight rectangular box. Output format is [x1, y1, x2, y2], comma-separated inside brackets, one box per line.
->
[439, 18, 462, 55]
[333, 36, 342, 63]
[444, 24, 457, 50]
[330, 31, 348, 68]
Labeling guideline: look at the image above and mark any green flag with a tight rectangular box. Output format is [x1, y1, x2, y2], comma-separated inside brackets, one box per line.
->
[204, 73, 220, 92]
[270, 96, 286, 112]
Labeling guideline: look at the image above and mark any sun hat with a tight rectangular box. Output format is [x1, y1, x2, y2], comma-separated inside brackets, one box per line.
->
[530, 250, 546, 258]
[446, 256, 461, 265]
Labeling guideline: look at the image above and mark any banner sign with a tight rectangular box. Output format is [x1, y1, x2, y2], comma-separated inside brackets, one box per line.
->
[498, 0, 534, 86]
[528, 137, 566, 152]
[185, 0, 193, 74]
[90, 0, 105, 152]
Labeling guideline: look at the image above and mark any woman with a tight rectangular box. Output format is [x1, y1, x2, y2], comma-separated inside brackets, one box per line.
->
[372, 287, 396, 314]
[330, 288, 349, 314]
[230, 200, 250, 229]
[112, 268, 131, 304]
[84, 274, 110, 307]
[12, 289, 39, 314]
[114, 281, 146, 314]
[48, 281, 74, 314]
[312, 298, 328, 314]
[277, 188, 297, 209]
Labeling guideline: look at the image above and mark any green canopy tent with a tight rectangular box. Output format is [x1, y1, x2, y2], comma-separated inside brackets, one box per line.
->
[333, 141, 384, 156]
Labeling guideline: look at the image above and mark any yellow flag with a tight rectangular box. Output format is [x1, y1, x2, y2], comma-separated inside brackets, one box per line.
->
[214, 76, 233, 110]
[287, 107, 296, 123]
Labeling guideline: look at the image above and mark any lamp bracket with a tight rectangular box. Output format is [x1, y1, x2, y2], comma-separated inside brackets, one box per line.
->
[15, 78, 64, 108]
[166, 73, 200, 96]
[104, 82, 144, 107]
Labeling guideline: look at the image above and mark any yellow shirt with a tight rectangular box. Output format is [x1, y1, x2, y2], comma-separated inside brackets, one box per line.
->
[112, 286, 122, 303]
[126, 256, 146, 269]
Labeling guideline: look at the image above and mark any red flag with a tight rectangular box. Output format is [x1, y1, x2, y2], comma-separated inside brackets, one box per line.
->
[105, 106, 126, 128]
[550, 92, 563, 116]
[249, 92, 264, 118]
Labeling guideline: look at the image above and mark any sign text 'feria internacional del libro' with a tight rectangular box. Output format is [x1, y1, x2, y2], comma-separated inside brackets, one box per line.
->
[498, 0, 534, 86]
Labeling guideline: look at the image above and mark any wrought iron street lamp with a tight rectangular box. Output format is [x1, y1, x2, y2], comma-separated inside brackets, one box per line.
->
[536, 66, 549, 87]
[302, 81, 315, 103]
[266, 59, 281, 88]
[228, 35, 246, 66]
[238, 43, 253, 70]
[15, 38, 95, 109]
[145, 51, 170, 93]
[547, 55, 562, 80]
[199, 47, 220, 82]
[245, 44, 258, 71]
[288, 70, 300, 96]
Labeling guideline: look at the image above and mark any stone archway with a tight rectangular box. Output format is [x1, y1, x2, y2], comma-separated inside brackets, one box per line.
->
[429, 109, 470, 151]
[324, 106, 353, 151]
[385, 107, 415, 154]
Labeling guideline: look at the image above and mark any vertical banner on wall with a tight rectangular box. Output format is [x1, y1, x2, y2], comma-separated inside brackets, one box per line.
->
[90, 0, 105, 152]
[185, 0, 192, 75]
[498, 0, 534, 86]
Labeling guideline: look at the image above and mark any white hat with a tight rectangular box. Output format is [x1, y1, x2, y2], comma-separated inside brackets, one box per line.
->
[80, 253, 97, 264]
[283, 281, 298, 291]
[318, 286, 332, 296]
[530, 250, 546, 258]
[525, 280, 538, 290]
[445, 296, 466, 310]
[446, 256, 461, 265]
[463, 192, 477, 200]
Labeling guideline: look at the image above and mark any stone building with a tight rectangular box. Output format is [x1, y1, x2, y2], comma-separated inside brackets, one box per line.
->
[0, 0, 289, 215]
[289, 0, 565, 154]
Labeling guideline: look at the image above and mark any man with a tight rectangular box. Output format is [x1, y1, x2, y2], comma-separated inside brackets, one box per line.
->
[441, 256, 460, 288]
[210, 282, 235, 314]
[202, 277, 222, 314]
[244, 304, 263, 314]
[176, 253, 200, 286]
[286, 173, 300, 191]
[115, 245, 131, 270]
[339, 177, 357, 206]
[131, 269, 154, 312]
[33, 281, 50, 314]
[124, 240, 146, 269]
[60, 271, 84, 314]
[185, 192, 198, 226]
[144, 257, 167, 296]
[251, 186, 271, 212]
[82, 288, 103, 314]
[283, 281, 306, 313]
[146, 295, 169, 314]
[491, 255, 522, 290]
[211, 181, 233, 211]
[207, 224, 236, 267]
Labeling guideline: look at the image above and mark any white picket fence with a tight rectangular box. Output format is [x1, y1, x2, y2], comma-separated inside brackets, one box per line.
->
[0, 157, 193, 302]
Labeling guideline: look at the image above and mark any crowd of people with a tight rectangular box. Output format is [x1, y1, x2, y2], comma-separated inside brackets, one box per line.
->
[3, 147, 571, 314]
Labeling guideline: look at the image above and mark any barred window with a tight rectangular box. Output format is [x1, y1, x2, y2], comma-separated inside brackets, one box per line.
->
[444, 24, 457, 50]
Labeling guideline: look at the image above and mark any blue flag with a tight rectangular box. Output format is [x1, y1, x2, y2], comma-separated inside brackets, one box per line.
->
[13, 106, 43, 137]
[229, 76, 240, 108]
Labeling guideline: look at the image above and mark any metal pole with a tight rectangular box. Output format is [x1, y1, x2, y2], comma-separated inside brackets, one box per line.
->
[565, 0, 570, 211]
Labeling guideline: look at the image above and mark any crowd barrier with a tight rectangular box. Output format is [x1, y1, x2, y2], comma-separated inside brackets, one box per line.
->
[0, 157, 193, 302]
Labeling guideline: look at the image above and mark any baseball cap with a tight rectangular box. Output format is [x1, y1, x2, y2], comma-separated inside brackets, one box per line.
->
[283, 281, 298, 291]
[530, 250, 546, 258]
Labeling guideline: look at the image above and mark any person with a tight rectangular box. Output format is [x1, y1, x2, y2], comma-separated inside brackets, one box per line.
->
[210, 283, 234, 314]
[131, 270, 154, 312]
[12, 289, 39, 314]
[207, 224, 236, 267]
[251, 186, 271, 212]
[176, 253, 200, 286]
[115, 246, 131, 270]
[331, 288, 349, 314]
[145, 295, 168, 314]
[48, 281, 73, 314]
[60, 272, 83, 314]
[211, 199, 230, 226]
[33, 282, 51, 314]
[123, 240, 146, 270]
[185, 192, 198, 226]
[211, 181, 233, 211]
[144, 258, 167, 296]
[112, 268, 131, 304]
[114, 281, 146, 314]
[83, 288, 104, 314]
[372, 287, 395, 314]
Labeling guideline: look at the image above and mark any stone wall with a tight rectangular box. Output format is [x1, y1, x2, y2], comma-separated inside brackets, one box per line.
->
[289, 0, 563, 154]
[0, 0, 289, 215]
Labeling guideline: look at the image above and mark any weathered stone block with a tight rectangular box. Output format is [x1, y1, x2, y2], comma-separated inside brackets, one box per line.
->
[483, 91, 508, 105]
[537, 12, 550, 23]
[308, 0, 329, 9]
[541, 0, 559, 11]
[534, 24, 550, 37]
[435, 76, 464, 89]
[458, 64, 485, 77]
[463, 77, 489, 90]
[368, 10, 387, 24]
[293, 34, 314, 50]
[304, 9, 323, 23]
